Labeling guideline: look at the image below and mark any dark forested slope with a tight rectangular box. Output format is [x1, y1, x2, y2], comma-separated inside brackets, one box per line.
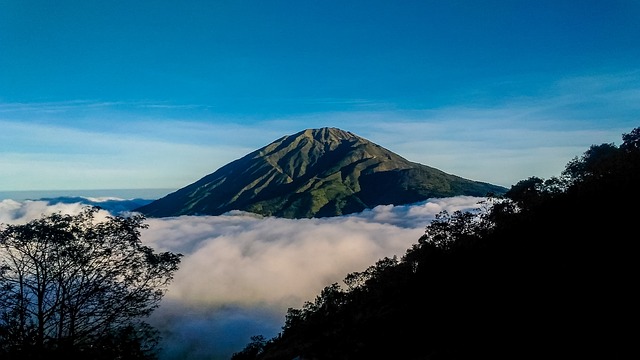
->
[232, 127, 640, 360]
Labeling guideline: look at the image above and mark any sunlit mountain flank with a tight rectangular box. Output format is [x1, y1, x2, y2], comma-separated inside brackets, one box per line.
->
[136, 128, 507, 218]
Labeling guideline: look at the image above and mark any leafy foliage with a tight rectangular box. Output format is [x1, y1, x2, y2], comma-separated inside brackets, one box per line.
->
[232, 127, 640, 359]
[0, 208, 182, 359]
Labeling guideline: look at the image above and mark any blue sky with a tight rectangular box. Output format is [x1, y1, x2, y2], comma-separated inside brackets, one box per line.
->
[1, 0, 639, 192]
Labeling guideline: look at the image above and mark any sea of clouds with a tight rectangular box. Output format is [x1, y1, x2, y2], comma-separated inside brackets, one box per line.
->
[0, 195, 487, 359]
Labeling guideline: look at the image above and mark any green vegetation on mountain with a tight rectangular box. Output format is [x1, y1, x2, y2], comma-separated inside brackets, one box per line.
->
[231, 127, 640, 359]
[136, 128, 507, 218]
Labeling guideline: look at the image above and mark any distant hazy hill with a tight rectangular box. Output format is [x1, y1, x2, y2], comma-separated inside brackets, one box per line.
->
[136, 127, 507, 218]
[39, 196, 154, 215]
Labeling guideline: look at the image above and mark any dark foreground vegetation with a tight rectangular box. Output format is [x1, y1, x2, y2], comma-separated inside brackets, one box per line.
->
[0, 209, 182, 359]
[233, 127, 640, 360]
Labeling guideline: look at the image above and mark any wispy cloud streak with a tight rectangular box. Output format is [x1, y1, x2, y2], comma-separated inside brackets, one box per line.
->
[1, 71, 637, 190]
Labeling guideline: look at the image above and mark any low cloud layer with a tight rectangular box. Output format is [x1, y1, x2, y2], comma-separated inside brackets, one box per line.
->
[0, 196, 486, 359]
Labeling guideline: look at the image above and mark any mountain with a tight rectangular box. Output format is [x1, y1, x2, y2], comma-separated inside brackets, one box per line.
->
[135, 127, 507, 218]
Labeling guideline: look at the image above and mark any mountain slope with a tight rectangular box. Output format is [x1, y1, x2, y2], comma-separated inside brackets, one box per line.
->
[136, 128, 507, 218]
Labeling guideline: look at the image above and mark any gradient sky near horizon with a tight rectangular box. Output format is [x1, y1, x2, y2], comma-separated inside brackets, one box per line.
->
[1, 0, 639, 192]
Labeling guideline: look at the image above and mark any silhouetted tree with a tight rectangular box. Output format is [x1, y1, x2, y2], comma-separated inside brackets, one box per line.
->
[0, 207, 182, 359]
[231, 335, 268, 360]
[621, 126, 640, 151]
[563, 142, 619, 183]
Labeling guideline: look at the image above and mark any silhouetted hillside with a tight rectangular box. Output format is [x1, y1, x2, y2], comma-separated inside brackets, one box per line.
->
[136, 128, 507, 218]
[232, 127, 640, 360]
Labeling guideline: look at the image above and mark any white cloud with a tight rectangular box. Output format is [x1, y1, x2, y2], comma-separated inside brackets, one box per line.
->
[0, 196, 485, 360]
[145, 215, 421, 308]
[141, 197, 486, 359]
[0, 199, 111, 224]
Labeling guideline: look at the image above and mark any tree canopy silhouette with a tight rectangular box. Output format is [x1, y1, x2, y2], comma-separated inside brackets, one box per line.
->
[0, 207, 182, 359]
[232, 126, 640, 360]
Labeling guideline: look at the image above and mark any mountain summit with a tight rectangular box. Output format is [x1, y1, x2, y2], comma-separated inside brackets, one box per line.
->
[136, 128, 507, 218]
